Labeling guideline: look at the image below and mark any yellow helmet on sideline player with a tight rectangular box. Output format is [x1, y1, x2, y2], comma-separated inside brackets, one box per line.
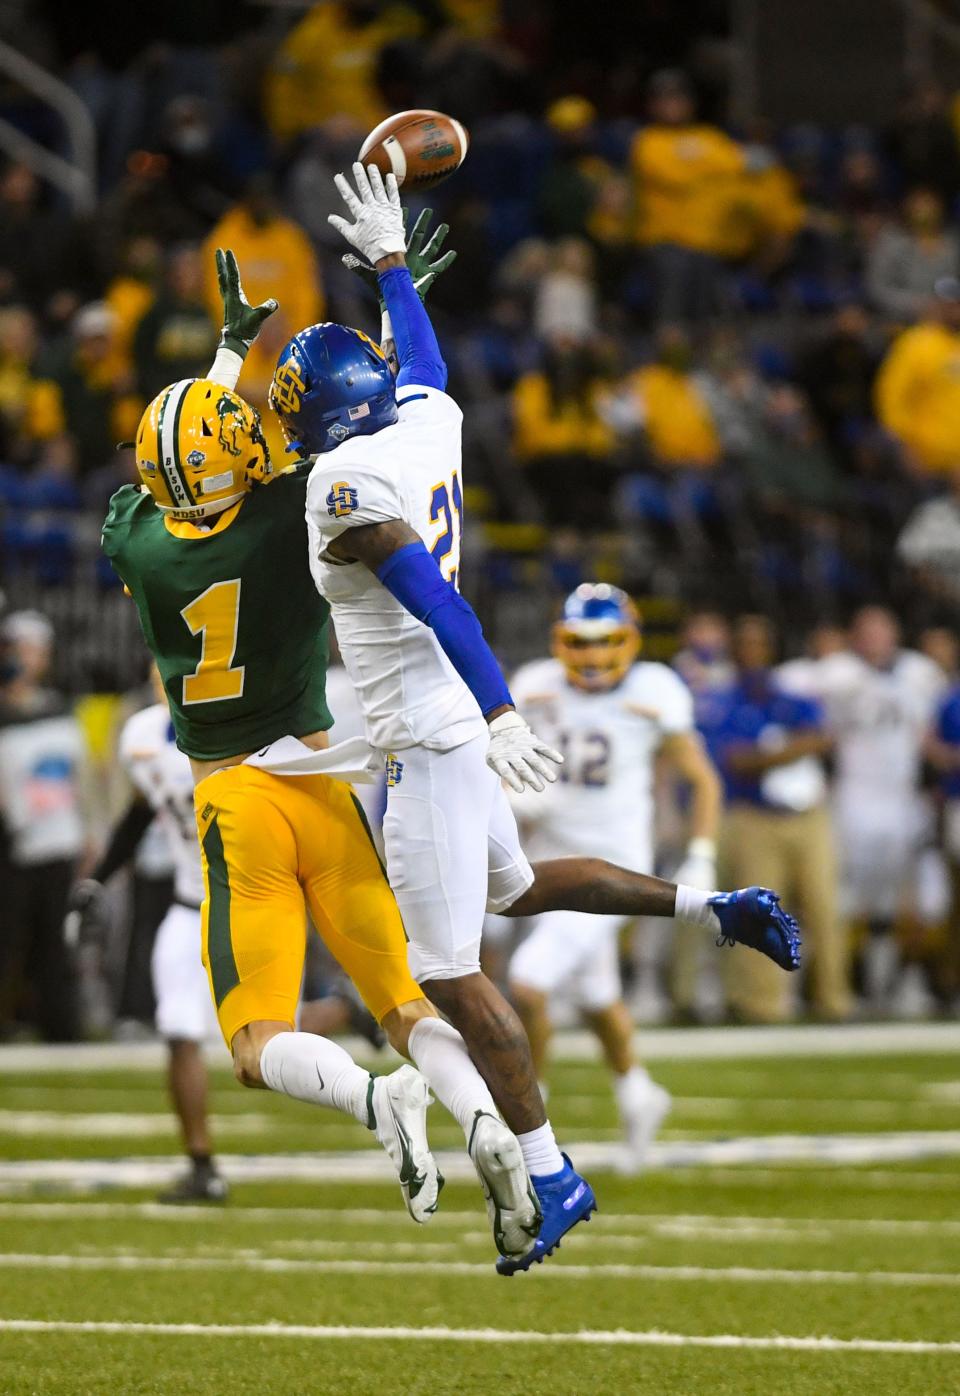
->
[552, 583, 641, 692]
[135, 378, 272, 522]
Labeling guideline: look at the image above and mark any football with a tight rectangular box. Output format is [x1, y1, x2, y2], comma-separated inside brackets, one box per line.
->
[358, 109, 469, 190]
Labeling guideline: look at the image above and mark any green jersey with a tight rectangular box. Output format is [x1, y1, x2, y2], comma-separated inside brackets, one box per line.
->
[102, 468, 332, 760]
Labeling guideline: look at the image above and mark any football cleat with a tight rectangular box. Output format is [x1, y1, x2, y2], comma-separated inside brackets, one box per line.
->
[369, 1065, 443, 1224]
[157, 1161, 229, 1206]
[618, 1079, 672, 1176]
[468, 1111, 542, 1260]
[709, 887, 802, 971]
[496, 1154, 596, 1276]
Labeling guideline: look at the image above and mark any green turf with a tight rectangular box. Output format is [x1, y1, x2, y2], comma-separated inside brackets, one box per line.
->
[0, 1052, 958, 1394]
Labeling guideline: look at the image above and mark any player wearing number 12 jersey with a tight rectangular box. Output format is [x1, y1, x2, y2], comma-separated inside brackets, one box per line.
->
[508, 585, 722, 1171]
[268, 163, 804, 1274]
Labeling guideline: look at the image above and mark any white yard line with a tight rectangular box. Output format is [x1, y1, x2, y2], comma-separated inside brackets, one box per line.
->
[1, 1021, 958, 1073]
[0, 1318, 957, 1355]
[0, 1131, 958, 1194]
[1, 1251, 958, 1287]
[2, 1201, 958, 1240]
[0, 1111, 274, 1138]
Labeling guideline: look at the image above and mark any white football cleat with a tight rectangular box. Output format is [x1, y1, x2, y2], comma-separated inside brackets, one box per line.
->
[369, 1065, 443, 1223]
[617, 1079, 672, 1176]
[468, 1111, 542, 1259]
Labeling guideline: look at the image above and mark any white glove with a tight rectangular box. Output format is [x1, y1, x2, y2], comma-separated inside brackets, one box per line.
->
[486, 711, 563, 795]
[328, 162, 407, 266]
[673, 838, 717, 891]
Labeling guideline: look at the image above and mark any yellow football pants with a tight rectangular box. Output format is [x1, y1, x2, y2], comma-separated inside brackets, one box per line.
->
[194, 764, 423, 1048]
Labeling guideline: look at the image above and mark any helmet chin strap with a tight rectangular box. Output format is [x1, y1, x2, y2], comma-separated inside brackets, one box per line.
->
[159, 489, 247, 522]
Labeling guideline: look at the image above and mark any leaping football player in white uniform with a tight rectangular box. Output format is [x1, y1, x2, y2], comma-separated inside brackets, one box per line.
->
[265, 164, 803, 1274]
[508, 585, 722, 1171]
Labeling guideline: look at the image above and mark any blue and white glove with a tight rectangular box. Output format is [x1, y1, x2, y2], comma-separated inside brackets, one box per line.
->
[329, 162, 407, 265]
[487, 711, 564, 795]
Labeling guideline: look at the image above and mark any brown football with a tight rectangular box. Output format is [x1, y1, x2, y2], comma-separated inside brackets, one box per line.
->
[358, 109, 469, 190]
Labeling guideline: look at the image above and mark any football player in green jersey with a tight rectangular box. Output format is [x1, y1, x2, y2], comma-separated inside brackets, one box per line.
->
[99, 251, 463, 1220]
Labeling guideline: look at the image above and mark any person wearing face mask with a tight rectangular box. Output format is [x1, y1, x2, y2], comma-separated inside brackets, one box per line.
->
[867, 188, 960, 325]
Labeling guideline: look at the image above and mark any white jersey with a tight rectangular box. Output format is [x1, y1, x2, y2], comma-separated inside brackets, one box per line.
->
[118, 703, 203, 906]
[510, 658, 695, 869]
[306, 386, 485, 753]
[778, 649, 945, 799]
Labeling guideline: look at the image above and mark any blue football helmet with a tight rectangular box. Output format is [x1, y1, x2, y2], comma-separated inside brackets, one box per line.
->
[269, 322, 398, 456]
[552, 583, 640, 691]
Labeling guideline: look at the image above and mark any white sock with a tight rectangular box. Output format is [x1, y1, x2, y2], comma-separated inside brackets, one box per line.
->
[517, 1121, 564, 1179]
[407, 1016, 497, 1139]
[259, 1032, 371, 1126]
[614, 1065, 652, 1123]
[675, 883, 721, 932]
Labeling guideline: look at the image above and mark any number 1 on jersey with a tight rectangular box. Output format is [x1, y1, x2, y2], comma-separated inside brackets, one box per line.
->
[180, 579, 246, 704]
[429, 471, 463, 588]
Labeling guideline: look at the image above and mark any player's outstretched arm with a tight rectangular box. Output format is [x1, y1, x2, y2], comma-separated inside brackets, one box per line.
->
[325, 517, 563, 793]
[329, 162, 447, 389]
[207, 248, 279, 390]
[343, 207, 457, 373]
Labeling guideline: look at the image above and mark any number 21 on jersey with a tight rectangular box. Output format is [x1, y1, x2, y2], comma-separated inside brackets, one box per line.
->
[429, 471, 463, 588]
[180, 579, 245, 704]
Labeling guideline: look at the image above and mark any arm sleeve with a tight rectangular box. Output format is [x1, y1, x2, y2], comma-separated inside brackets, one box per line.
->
[90, 798, 155, 884]
[377, 266, 447, 391]
[376, 540, 512, 716]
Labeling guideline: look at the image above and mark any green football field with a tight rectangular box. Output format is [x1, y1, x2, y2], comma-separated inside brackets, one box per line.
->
[0, 1030, 958, 1395]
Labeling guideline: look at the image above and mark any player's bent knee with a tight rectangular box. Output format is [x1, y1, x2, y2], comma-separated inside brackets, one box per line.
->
[381, 997, 438, 1058]
[231, 1021, 291, 1089]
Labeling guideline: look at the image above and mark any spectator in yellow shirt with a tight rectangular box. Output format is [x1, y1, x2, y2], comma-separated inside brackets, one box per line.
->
[103, 237, 162, 379]
[629, 327, 721, 470]
[875, 279, 960, 474]
[203, 178, 324, 462]
[631, 70, 748, 322]
[264, 0, 423, 144]
[512, 335, 616, 525]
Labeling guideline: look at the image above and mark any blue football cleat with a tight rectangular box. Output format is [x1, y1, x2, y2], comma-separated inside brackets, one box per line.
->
[709, 886, 802, 971]
[495, 1154, 596, 1276]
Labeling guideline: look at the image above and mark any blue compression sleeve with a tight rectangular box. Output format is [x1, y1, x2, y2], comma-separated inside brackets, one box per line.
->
[378, 266, 447, 391]
[376, 541, 512, 716]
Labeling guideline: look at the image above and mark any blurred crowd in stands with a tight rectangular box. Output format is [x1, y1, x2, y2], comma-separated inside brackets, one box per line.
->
[4, 0, 960, 1035]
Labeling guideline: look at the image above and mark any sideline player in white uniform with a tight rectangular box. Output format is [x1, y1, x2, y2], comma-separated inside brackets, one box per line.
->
[267, 164, 803, 1273]
[69, 680, 226, 1202]
[779, 606, 945, 1005]
[508, 585, 721, 1169]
